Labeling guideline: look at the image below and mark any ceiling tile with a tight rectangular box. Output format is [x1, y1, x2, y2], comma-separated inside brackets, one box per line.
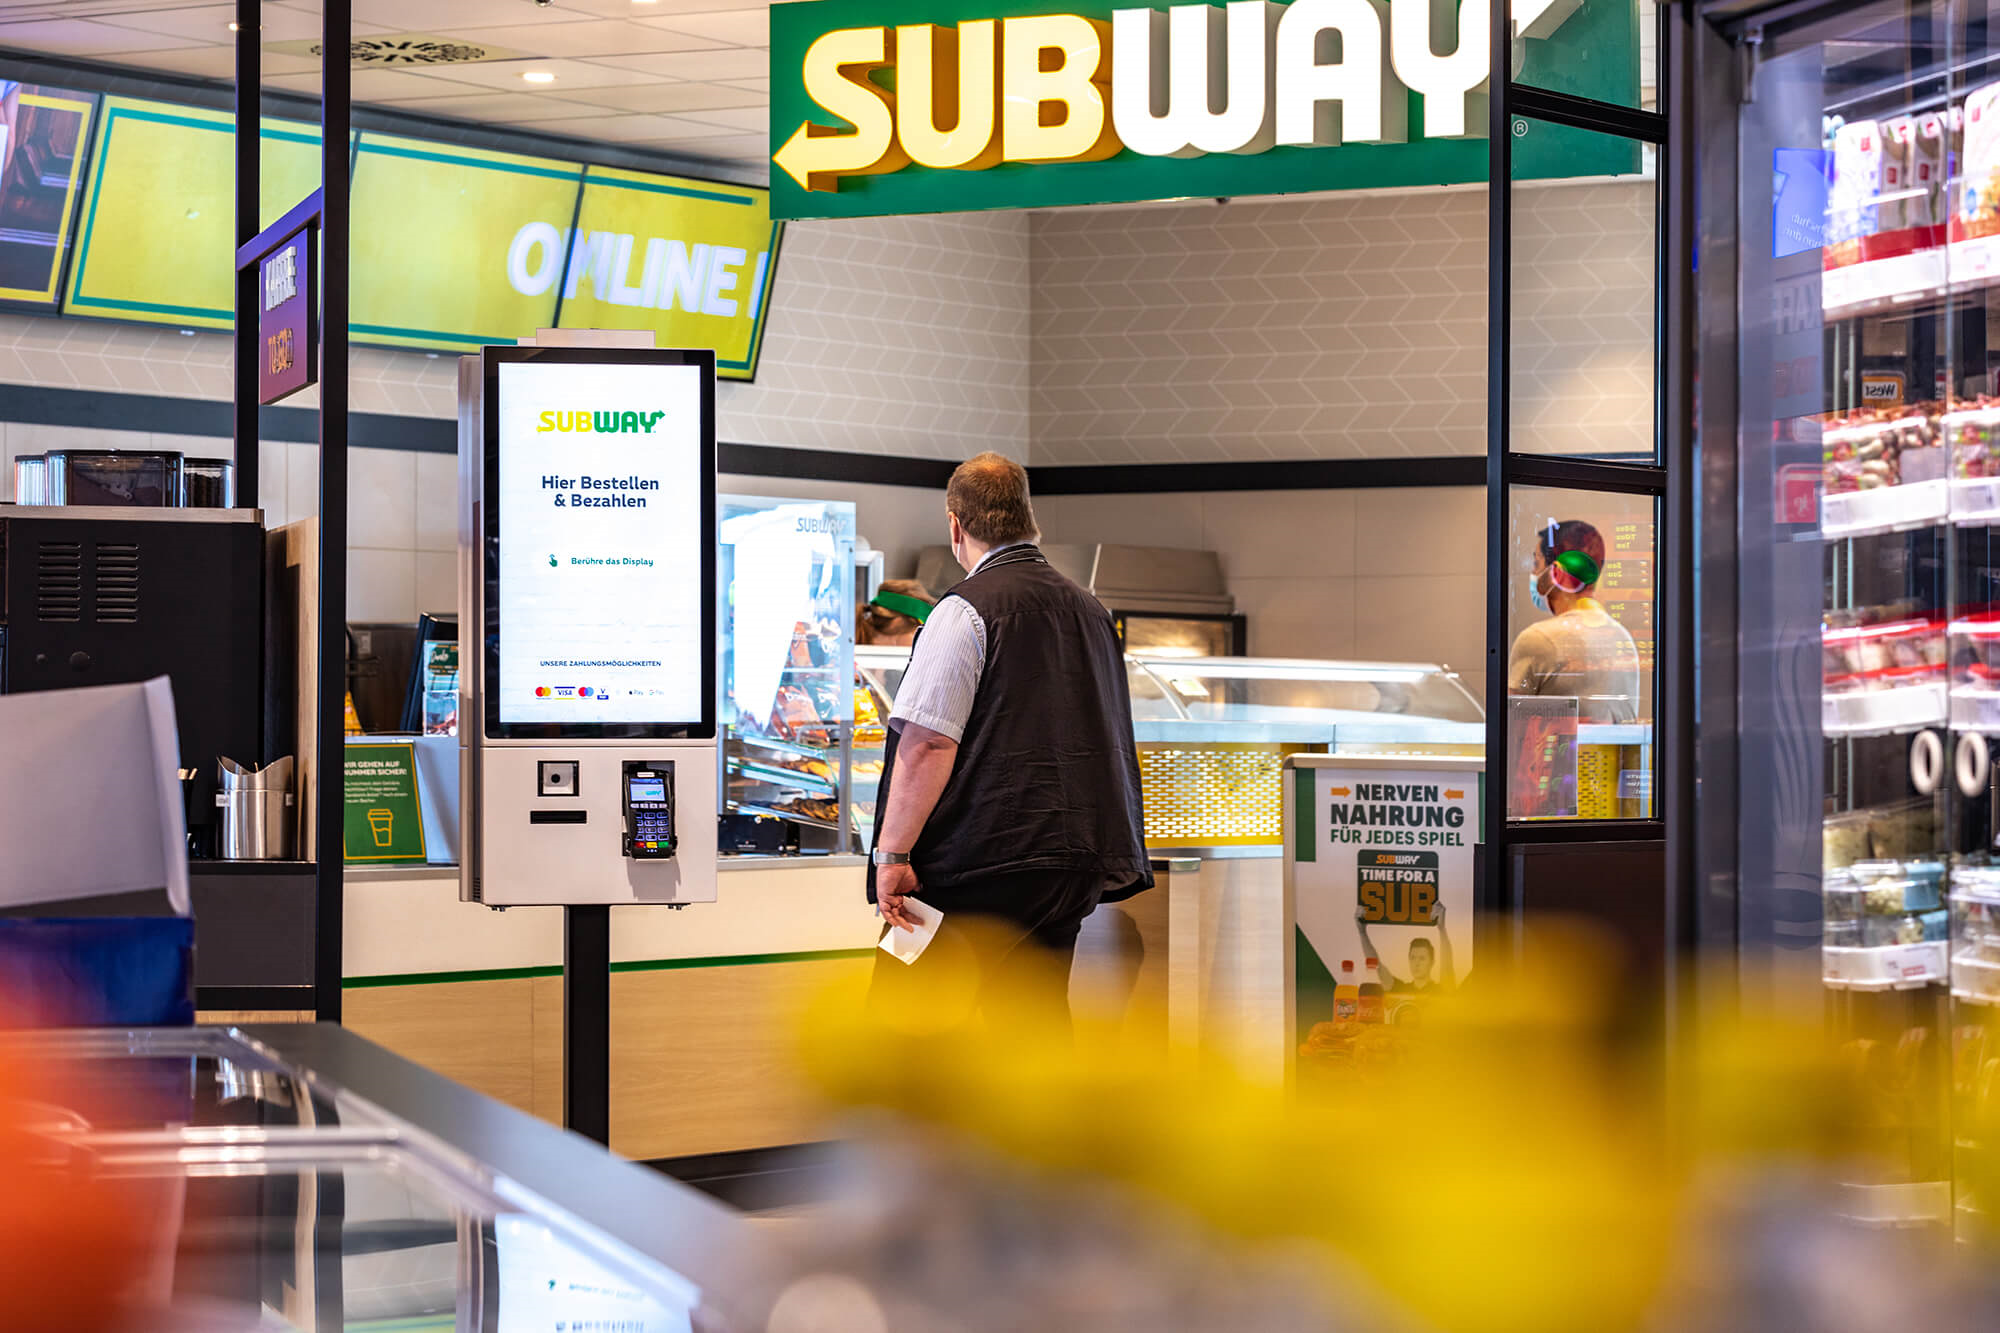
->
[672, 131, 768, 163]
[670, 103, 762, 131]
[375, 89, 612, 120]
[440, 17, 724, 57]
[718, 75, 766, 91]
[262, 65, 495, 100]
[536, 111, 737, 141]
[633, 7, 767, 44]
[0, 18, 190, 55]
[417, 55, 667, 89]
[94, 44, 331, 79]
[583, 46, 764, 79]
[551, 80, 761, 113]
[344, 0, 559, 31]
[97, 3, 388, 43]
[559, 0, 766, 15]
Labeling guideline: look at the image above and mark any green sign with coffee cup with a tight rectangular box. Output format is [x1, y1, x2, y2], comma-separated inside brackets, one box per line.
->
[343, 741, 428, 865]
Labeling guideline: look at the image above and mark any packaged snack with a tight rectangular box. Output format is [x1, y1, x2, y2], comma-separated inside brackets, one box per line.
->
[1882, 116, 1917, 229]
[1830, 118, 1886, 246]
[1824, 811, 1871, 870]
[1961, 81, 2000, 240]
[1868, 800, 1940, 859]
[1914, 112, 1947, 226]
[1824, 869, 1863, 922]
[1825, 918, 1863, 949]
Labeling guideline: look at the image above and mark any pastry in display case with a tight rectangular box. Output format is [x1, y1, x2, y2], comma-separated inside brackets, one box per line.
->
[718, 496, 856, 856]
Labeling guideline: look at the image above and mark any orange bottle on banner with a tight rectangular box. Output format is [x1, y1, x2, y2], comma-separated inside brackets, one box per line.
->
[1358, 958, 1385, 1023]
[1333, 961, 1359, 1021]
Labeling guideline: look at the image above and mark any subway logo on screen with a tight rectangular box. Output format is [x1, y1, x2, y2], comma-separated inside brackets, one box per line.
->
[774, 0, 1583, 192]
[538, 410, 671, 434]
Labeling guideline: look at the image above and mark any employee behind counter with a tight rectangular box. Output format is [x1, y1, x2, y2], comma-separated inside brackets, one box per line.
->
[1506, 518, 1642, 723]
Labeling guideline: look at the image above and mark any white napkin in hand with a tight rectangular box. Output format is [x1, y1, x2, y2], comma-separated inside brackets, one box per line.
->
[878, 898, 943, 964]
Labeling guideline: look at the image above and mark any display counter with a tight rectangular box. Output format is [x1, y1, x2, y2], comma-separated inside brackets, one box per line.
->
[328, 651, 1490, 1140]
[8, 1022, 779, 1331]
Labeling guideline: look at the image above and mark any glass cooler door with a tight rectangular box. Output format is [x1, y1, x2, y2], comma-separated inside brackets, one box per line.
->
[1724, 0, 1994, 1222]
[717, 496, 856, 855]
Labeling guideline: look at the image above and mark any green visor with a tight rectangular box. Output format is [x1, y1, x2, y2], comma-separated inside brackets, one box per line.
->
[868, 590, 933, 623]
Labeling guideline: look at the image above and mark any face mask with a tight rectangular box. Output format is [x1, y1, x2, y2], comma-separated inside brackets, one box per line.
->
[1526, 572, 1549, 614]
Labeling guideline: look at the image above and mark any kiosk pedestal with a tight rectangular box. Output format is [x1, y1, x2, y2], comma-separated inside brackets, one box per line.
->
[456, 346, 721, 1143]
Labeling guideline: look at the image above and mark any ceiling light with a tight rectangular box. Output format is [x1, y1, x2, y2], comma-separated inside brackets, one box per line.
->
[522, 69, 556, 83]
[226, 21, 240, 29]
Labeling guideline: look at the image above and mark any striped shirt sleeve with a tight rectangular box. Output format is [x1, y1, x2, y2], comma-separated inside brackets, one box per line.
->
[888, 595, 986, 742]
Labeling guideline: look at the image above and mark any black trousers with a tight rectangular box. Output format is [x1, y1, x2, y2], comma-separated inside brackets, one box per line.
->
[868, 871, 1103, 1034]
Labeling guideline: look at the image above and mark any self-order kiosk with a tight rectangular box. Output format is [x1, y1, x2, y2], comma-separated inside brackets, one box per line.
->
[458, 346, 719, 907]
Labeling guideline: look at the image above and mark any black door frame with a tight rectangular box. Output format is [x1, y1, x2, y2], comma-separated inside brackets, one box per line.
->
[1482, 0, 1691, 1014]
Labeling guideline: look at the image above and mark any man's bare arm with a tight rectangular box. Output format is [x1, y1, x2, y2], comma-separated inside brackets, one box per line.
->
[875, 721, 959, 930]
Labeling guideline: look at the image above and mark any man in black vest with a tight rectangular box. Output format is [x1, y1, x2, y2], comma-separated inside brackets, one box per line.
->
[869, 452, 1152, 1027]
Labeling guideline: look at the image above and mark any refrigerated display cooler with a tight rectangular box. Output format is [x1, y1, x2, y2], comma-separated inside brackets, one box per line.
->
[853, 648, 1484, 852]
[3, 1022, 774, 1331]
[716, 495, 857, 857]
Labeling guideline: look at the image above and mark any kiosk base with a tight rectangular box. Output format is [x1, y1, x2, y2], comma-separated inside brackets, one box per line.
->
[563, 904, 611, 1145]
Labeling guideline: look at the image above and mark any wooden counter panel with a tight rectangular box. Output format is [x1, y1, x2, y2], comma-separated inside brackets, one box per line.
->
[607, 956, 871, 1161]
[344, 978, 539, 1116]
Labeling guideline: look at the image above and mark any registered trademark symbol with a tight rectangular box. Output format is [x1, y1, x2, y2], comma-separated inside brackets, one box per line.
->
[1511, 118, 1529, 137]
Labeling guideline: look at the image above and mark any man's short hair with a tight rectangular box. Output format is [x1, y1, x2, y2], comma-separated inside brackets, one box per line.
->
[1410, 937, 1437, 958]
[947, 452, 1041, 547]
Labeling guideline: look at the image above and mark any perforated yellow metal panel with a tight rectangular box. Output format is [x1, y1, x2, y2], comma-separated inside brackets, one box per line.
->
[1137, 742, 1308, 847]
[1577, 744, 1620, 819]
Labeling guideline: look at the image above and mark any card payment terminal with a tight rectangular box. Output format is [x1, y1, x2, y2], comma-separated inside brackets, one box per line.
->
[622, 761, 676, 859]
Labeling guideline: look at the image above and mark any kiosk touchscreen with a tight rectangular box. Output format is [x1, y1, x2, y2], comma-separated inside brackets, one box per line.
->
[458, 347, 718, 907]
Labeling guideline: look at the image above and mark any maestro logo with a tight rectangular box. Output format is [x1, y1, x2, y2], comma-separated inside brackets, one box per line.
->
[775, 0, 1584, 192]
[537, 409, 671, 435]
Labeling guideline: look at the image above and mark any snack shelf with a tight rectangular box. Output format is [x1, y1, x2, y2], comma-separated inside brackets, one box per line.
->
[1821, 478, 1950, 539]
[734, 731, 839, 762]
[1822, 245, 1952, 321]
[1823, 941, 1948, 989]
[1819, 234, 2000, 322]
[1952, 476, 2000, 523]
[1821, 680, 1948, 736]
[726, 757, 838, 797]
[727, 799, 840, 832]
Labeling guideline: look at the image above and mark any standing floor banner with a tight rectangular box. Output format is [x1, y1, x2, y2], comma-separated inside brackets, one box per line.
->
[1286, 754, 1482, 1081]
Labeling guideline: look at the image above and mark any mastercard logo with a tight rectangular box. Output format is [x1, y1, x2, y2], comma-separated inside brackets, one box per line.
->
[535, 686, 552, 698]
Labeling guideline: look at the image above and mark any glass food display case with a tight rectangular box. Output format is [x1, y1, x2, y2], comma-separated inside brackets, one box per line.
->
[4, 1024, 767, 1331]
[854, 649, 1484, 852]
[717, 496, 856, 856]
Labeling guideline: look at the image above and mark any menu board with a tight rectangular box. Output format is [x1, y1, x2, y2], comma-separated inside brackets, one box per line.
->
[59, 95, 780, 377]
[65, 97, 322, 328]
[0, 82, 94, 306]
[556, 165, 779, 378]
[1596, 515, 1657, 715]
[349, 134, 580, 351]
[494, 358, 708, 729]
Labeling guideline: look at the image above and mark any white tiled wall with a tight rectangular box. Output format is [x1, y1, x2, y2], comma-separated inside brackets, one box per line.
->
[0, 206, 1036, 464]
[1030, 178, 1655, 464]
[1035, 487, 1492, 701]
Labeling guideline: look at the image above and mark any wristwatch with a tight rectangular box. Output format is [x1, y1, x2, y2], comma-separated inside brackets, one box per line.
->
[871, 849, 912, 866]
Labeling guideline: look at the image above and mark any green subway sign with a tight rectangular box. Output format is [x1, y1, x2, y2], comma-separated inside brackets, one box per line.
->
[769, 0, 1641, 220]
